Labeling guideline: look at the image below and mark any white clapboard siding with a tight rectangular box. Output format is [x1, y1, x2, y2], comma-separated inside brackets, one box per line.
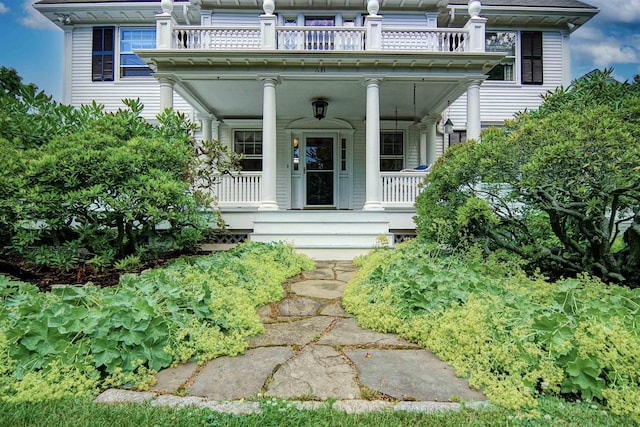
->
[210, 13, 260, 27]
[70, 27, 191, 121]
[449, 31, 565, 128]
[381, 14, 429, 29]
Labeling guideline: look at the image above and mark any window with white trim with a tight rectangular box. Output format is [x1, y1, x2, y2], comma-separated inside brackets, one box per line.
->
[120, 28, 155, 78]
[234, 130, 263, 171]
[380, 131, 404, 171]
[521, 31, 543, 85]
[485, 32, 516, 81]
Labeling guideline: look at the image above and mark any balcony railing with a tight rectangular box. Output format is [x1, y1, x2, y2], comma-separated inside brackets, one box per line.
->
[381, 28, 467, 52]
[174, 26, 262, 50]
[169, 26, 469, 53]
[381, 171, 428, 207]
[277, 26, 366, 51]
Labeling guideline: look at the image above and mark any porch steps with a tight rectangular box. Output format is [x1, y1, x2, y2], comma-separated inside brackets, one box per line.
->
[248, 212, 394, 260]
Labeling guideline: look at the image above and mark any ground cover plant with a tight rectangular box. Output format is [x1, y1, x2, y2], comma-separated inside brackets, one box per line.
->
[342, 240, 640, 423]
[0, 395, 635, 427]
[0, 241, 314, 404]
[415, 70, 640, 286]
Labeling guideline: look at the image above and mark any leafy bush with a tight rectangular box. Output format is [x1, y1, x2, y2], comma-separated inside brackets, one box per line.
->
[343, 240, 640, 421]
[0, 68, 240, 267]
[415, 70, 640, 286]
[0, 242, 314, 403]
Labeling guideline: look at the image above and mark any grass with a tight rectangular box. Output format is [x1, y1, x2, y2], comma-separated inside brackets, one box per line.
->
[0, 396, 635, 427]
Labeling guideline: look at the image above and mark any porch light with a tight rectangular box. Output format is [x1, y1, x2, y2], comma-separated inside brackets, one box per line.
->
[312, 99, 329, 120]
[444, 118, 454, 134]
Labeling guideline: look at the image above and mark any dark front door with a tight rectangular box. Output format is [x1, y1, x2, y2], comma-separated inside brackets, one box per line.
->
[305, 137, 334, 206]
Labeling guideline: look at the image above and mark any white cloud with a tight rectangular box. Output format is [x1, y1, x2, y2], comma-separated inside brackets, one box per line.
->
[0, 3, 9, 14]
[588, 0, 640, 24]
[19, 0, 58, 30]
[572, 27, 640, 69]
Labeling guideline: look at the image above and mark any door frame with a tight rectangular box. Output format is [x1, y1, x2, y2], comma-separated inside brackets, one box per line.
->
[285, 118, 354, 210]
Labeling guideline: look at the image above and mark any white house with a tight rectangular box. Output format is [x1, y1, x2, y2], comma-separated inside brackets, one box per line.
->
[34, 0, 597, 257]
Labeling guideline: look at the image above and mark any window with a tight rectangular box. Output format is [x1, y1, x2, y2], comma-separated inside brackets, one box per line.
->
[234, 130, 263, 171]
[120, 28, 156, 78]
[92, 27, 114, 81]
[380, 132, 403, 171]
[485, 32, 516, 81]
[448, 130, 467, 147]
[521, 32, 543, 85]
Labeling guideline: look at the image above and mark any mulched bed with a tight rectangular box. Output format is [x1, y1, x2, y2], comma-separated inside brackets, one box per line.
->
[0, 252, 192, 292]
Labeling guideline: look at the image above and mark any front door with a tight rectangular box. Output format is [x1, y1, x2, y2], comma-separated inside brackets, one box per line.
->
[305, 136, 335, 207]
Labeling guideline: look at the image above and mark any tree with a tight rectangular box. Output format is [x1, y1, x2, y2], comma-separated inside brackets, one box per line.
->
[415, 69, 640, 286]
[0, 68, 240, 268]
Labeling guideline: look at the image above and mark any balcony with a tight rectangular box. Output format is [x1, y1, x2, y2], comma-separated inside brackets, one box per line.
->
[171, 25, 470, 53]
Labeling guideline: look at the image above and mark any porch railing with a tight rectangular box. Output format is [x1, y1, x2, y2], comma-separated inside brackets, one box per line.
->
[212, 172, 262, 207]
[381, 171, 428, 207]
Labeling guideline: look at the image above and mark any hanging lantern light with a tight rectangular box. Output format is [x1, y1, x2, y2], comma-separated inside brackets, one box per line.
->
[312, 98, 328, 120]
[444, 118, 454, 134]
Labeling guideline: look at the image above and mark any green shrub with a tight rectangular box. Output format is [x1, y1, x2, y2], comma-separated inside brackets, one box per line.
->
[1, 69, 241, 267]
[0, 242, 313, 403]
[343, 240, 640, 421]
[415, 70, 640, 286]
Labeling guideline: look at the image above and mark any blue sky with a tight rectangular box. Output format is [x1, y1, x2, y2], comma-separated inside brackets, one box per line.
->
[0, 0, 638, 101]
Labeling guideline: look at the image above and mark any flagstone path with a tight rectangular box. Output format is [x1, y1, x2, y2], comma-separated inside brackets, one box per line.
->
[95, 260, 486, 414]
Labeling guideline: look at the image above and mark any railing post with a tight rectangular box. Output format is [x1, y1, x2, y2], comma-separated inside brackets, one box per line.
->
[464, 0, 486, 52]
[156, 0, 175, 49]
[365, 0, 382, 51]
[260, 0, 277, 49]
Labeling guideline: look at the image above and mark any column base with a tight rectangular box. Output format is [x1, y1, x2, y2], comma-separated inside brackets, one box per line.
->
[258, 201, 280, 211]
[363, 202, 385, 211]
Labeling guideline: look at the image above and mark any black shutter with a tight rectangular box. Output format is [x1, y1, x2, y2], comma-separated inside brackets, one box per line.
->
[92, 27, 114, 81]
[521, 32, 543, 85]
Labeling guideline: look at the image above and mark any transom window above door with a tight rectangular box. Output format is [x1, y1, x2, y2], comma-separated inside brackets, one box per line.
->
[305, 17, 335, 26]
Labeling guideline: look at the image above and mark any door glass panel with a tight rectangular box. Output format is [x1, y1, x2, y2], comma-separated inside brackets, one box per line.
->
[306, 137, 334, 206]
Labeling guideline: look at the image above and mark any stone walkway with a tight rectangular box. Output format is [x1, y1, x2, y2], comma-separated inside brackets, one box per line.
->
[95, 261, 486, 414]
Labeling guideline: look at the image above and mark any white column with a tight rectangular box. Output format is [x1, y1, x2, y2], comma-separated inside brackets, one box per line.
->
[199, 114, 213, 141]
[259, 77, 279, 211]
[62, 27, 73, 104]
[158, 76, 174, 111]
[212, 120, 220, 141]
[466, 80, 482, 141]
[421, 120, 437, 166]
[363, 78, 384, 211]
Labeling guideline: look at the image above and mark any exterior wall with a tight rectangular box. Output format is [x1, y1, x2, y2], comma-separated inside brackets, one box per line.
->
[449, 31, 566, 130]
[69, 26, 192, 121]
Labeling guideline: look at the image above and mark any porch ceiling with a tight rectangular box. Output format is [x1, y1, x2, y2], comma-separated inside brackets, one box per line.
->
[140, 50, 503, 122]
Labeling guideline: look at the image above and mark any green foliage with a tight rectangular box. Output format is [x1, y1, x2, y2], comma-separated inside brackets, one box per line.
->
[343, 240, 640, 421]
[415, 69, 640, 286]
[0, 242, 313, 403]
[1, 395, 636, 427]
[0, 68, 241, 267]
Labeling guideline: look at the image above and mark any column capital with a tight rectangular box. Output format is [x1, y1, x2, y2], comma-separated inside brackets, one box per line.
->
[257, 75, 281, 85]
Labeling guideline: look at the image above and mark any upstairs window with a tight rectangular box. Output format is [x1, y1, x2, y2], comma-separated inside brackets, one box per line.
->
[521, 31, 543, 85]
[234, 130, 263, 171]
[485, 32, 516, 81]
[120, 28, 156, 78]
[92, 27, 114, 81]
[380, 132, 404, 171]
